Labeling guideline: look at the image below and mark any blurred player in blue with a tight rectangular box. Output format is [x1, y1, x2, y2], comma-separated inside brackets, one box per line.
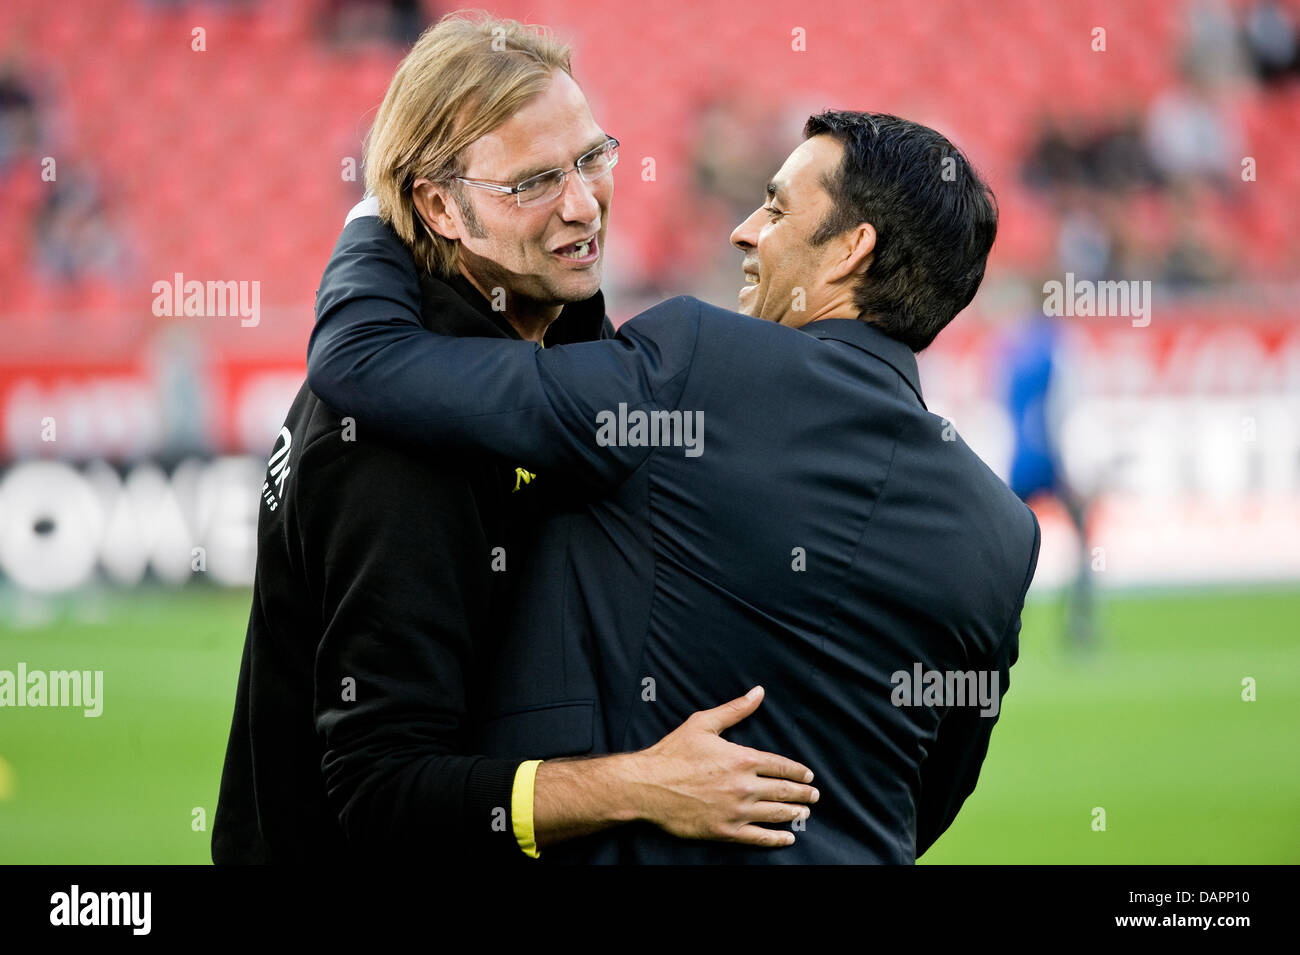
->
[1003, 310, 1095, 646]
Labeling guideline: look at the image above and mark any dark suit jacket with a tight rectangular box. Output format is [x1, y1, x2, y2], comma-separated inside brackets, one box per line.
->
[309, 216, 1041, 864]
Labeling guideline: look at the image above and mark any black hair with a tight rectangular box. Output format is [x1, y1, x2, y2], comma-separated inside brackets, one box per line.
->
[804, 111, 998, 352]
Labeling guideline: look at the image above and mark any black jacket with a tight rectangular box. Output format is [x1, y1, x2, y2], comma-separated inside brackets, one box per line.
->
[212, 220, 610, 864]
[307, 215, 1041, 864]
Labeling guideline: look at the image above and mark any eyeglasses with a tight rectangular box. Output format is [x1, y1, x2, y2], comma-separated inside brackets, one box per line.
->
[450, 137, 619, 208]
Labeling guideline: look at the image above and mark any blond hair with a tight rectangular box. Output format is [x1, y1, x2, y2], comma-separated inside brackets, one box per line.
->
[363, 11, 573, 277]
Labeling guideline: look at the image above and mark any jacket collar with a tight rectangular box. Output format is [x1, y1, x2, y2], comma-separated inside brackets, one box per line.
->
[798, 318, 926, 408]
[418, 270, 609, 344]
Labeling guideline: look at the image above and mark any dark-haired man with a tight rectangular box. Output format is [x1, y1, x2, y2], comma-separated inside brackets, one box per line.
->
[308, 111, 1041, 863]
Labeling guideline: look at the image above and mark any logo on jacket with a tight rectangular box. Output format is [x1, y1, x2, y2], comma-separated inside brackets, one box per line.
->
[513, 467, 535, 493]
[261, 426, 292, 511]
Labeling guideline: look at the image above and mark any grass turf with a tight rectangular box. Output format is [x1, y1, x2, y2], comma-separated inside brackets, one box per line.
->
[0, 585, 1295, 863]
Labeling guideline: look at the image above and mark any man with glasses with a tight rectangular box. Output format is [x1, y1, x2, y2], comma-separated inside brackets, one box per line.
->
[212, 14, 818, 865]
[452, 136, 619, 209]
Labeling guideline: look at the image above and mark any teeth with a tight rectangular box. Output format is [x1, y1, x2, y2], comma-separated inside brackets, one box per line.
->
[745, 274, 759, 284]
[561, 239, 592, 259]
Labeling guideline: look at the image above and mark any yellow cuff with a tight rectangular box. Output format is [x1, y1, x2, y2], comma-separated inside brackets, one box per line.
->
[511, 759, 543, 859]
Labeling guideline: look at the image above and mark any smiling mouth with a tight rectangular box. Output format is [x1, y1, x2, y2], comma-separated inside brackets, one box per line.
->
[554, 235, 599, 261]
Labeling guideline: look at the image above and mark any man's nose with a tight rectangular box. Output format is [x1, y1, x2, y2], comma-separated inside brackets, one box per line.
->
[731, 208, 760, 250]
[559, 170, 602, 224]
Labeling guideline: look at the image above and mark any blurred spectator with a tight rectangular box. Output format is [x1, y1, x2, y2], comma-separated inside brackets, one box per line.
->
[681, 94, 811, 308]
[1021, 116, 1088, 190]
[1023, 3, 1254, 296]
[1050, 189, 1148, 285]
[319, 0, 429, 50]
[1054, 194, 1114, 281]
[691, 95, 787, 228]
[1144, 70, 1243, 187]
[1022, 114, 1156, 193]
[1090, 113, 1158, 191]
[1180, 0, 1251, 87]
[1159, 185, 1236, 291]
[0, 61, 40, 171]
[33, 165, 129, 288]
[1243, 0, 1300, 84]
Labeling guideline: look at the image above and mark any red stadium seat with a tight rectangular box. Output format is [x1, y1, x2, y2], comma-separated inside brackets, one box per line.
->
[2, 0, 1293, 336]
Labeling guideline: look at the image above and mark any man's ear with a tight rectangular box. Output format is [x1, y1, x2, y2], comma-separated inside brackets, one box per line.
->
[412, 178, 461, 241]
[825, 222, 876, 284]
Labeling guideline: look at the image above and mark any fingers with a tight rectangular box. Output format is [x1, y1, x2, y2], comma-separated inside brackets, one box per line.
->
[726, 802, 812, 847]
[692, 685, 764, 734]
[746, 801, 813, 826]
[754, 751, 815, 785]
[730, 824, 798, 848]
[751, 777, 819, 806]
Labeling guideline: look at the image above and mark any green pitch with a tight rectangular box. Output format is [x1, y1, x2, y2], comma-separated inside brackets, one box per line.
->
[0, 585, 1296, 863]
